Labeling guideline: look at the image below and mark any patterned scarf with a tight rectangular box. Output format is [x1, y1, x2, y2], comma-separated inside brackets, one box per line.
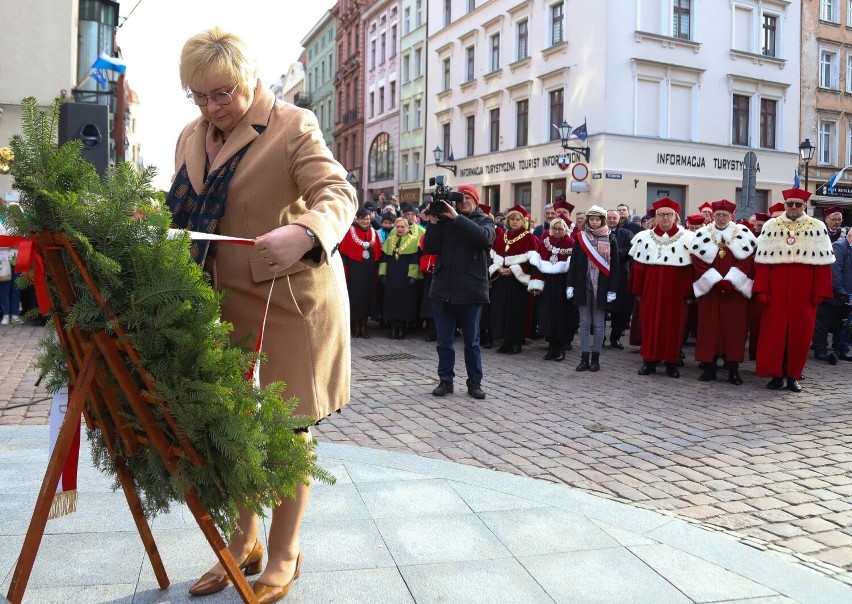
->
[585, 224, 611, 298]
[166, 127, 263, 269]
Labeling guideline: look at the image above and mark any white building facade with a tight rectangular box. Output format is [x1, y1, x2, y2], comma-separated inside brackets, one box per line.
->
[397, 0, 428, 207]
[426, 0, 801, 222]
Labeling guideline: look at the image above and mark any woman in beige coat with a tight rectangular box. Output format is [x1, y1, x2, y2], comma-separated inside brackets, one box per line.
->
[167, 27, 356, 603]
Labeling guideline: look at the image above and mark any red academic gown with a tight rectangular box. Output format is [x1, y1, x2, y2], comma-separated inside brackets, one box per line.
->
[691, 224, 757, 364]
[753, 216, 834, 379]
[629, 225, 695, 364]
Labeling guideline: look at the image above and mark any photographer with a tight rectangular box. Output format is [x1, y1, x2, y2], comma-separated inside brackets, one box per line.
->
[423, 182, 496, 399]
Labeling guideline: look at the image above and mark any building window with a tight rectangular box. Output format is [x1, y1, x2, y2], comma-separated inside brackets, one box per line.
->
[370, 39, 376, 69]
[819, 120, 837, 165]
[762, 14, 777, 57]
[820, 48, 839, 89]
[369, 91, 375, 118]
[413, 151, 421, 180]
[389, 82, 396, 109]
[549, 88, 564, 141]
[402, 102, 410, 131]
[673, 0, 691, 40]
[403, 54, 410, 82]
[379, 86, 385, 113]
[759, 98, 776, 149]
[484, 185, 500, 211]
[516, 99, 529, 147]
[442, 58, 451, 90]
[416, 0, 423, 26]
[821, 0, 838, 22]
[415, 48, 423, 77]
[444, 0, 452, 26]
[390, 25, 396, 57]
[404, 7, 411, 34]
[551, 3, 564, 45]
[380, 33, 386, 63]
[849, 0, 852, 27]
[732, 94, 749, 146]
[401, 153, 409, 182]
[468, 0, 475, 12]
[368, 132, 394, 181]
[513, 182, 532, 209]
[517, 20, 529, 60]
[466, 115, 475, 157]
[414, 98, 422, 127]
[490, 33, 500, 71]
[848, 124, 852, 165]
[847, 53, 852, 93]
[442, 123, 451, 160]
[489, 108, 500, 152]
[465, 45, 475, 81]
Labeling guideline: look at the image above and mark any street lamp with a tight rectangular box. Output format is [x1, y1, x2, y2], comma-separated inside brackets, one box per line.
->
[433, 145, 457, 176]
[799, 138, 815, 191]
[556, 119, 591, 162]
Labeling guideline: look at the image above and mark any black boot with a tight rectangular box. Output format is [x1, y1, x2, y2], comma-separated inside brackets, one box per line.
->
[576, 352, 590, 371]
[543, 343, 557, 361]
[638, 361, 657, 375]
[466, 380, 486, 399]
[698, 364, 717, 381]
[727, 363, 742, 385]
[432, 381, 454, 396]
[553, 344, 566, 362]
[589, 352, 600, 372]
[665, 363, 680, 378]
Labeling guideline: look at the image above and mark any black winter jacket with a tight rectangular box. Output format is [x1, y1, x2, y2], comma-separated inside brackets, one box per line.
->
[565, 231, 621, 310]
[423, 208, 496, 304]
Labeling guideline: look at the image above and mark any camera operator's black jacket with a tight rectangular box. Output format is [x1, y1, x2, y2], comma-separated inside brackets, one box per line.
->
[424, 208, 496, 305]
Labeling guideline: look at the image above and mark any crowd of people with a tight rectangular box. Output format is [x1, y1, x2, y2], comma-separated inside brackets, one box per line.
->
[343, 186, 851, 395]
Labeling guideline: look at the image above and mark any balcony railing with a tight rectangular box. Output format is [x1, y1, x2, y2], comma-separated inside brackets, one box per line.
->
[342, 109, 360, 125]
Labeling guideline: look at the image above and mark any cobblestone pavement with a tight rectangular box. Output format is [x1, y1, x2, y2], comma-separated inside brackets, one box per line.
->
[3, 320, 851, 587]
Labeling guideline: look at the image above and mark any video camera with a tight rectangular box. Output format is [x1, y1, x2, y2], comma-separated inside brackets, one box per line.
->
[427, 175, 465, 215]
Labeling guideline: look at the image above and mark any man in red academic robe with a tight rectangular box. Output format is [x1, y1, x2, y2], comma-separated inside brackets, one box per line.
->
[629, 197, 695, 377]
[690, 199, 757, 385]
[698, 201, 713, 224]
[754, 188, 835, 392]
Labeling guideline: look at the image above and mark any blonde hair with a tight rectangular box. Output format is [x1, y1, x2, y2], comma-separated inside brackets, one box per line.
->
[549, 218, 568, 235]
[180, 27, 257, 93]
[506, 210, 528, 230]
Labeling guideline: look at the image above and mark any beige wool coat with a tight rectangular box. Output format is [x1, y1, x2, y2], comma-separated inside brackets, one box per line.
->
[173, 82, 357, 421]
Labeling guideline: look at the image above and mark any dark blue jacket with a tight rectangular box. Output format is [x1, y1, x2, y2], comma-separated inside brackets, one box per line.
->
[831, 236, 852, 304]
[423, 208, 495, 305]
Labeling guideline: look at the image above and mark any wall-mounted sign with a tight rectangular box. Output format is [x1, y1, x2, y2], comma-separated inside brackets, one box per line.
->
[605, 172, 622, 179]
[571, 163, 589, 181]
[592, 172, 602, 180]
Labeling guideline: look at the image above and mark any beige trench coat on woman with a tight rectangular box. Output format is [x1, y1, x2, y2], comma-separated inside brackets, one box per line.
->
[173, 82, 358, 420]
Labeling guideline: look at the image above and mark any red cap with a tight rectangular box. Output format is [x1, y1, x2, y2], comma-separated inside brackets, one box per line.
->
[457, 184, 480, 205]
[478, 203, 492, 215]
[552, 199, 575, 213]
[687, 214, 705, 226]
[711, 199, 737, 214]
[737, 219, 756, 234]
[652, 197, 681, 214]
[754, 212, 770, 222]
[698, 202, 713, 212]
[824, 205, 843, 218]
[782, 188, 812, 202]
[768, 202, 785, 214]
[645, 208, 657, 218]
[506, 204, 530, 219]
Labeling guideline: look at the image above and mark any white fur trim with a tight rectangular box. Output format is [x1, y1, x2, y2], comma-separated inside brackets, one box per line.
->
[629, 228, 694, 266]
[693, 268, 723, 298]
[528, 278, 544, 292]
[755, 216, 835, 266]
[489, 249, 503, 276]
[691, 224, 757, 262]
[509, 262, 531, 285]
[504, 250, 534, 266]
[725, 266, 753, 299]
[529, 251, 570, 274]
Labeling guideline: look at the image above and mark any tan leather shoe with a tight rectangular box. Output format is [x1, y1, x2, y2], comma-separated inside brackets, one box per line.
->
[252, 552, 302, 604]
[188, 539, 264, 596]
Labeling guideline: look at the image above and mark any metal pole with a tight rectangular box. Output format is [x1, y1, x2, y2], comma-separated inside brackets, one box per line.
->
[804, 160, 809, 192]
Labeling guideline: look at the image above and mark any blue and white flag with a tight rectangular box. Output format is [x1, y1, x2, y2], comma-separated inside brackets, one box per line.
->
[792, 170, 801, 189]
[827, 169, 843, 193]
[91, 53, 127, 74]
[572, 120, 588, 142]
[89, 69, 108, 88]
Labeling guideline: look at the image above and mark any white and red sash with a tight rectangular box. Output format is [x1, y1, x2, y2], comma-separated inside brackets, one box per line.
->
[577, 231, 610, 277]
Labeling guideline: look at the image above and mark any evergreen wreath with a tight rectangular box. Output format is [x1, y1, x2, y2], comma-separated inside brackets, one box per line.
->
[2, 97, 333, 535]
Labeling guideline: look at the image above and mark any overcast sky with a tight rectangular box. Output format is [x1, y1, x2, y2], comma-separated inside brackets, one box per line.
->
[117, 0, 336, 190]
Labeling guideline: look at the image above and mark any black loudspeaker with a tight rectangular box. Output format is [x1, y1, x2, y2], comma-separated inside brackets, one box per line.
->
[58, 102, 110, 175]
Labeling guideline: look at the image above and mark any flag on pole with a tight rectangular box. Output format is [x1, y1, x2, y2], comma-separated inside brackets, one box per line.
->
[571, 120, 588, 142]
[792, 170, 801, 189]
[91, 53, 127, 73]
[827, 169, 844, 193]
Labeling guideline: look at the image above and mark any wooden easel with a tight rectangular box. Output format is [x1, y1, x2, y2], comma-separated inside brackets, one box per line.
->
[6, 232, 258, 603]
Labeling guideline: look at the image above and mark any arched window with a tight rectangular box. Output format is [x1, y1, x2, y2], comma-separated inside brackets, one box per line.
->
[368, 132, 394, 181]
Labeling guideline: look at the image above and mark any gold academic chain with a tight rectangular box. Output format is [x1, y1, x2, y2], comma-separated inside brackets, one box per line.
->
[707, 226, 731, 258]
[504, 230, 529, 246]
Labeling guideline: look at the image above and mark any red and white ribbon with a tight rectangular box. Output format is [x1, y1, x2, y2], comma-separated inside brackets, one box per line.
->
[577, 231, 611, 277]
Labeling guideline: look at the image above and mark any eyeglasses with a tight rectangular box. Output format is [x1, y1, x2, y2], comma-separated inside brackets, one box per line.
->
[785, 201, 804, 208]
[551, 227, 566, 232]
[187, 83, 239, 107]
[656, 212, 676, 218]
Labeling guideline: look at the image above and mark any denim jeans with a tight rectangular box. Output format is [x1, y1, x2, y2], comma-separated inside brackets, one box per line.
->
[0, 274, 21, 319]
[431, 301, 483, 385]
[578, 283, 605, 353]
